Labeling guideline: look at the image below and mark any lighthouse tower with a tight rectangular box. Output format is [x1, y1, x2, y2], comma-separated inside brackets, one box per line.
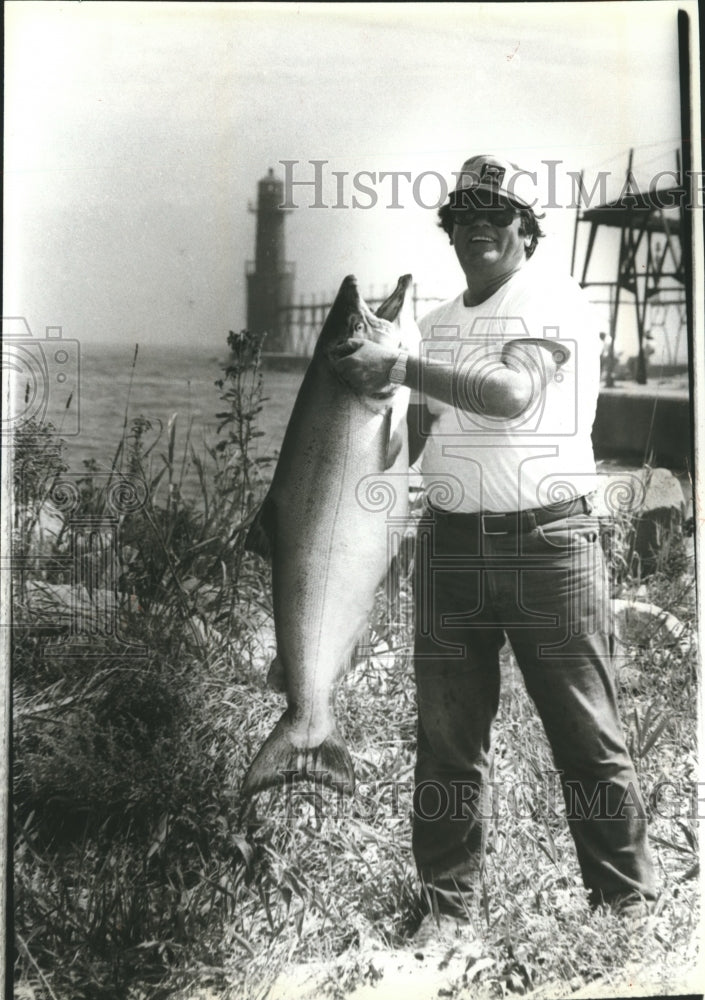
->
[246, 168, 295, 352]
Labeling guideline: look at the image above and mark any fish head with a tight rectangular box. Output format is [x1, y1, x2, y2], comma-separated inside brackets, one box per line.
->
[317, 273, 418, 364]
[316, 275, 390, 356]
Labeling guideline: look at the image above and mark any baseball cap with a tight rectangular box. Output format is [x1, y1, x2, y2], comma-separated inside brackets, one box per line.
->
[450, 154, 541, 214]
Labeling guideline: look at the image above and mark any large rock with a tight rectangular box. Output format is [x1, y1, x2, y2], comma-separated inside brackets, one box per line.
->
[593, 467, 686, 578]
[18, 581, 222, 655]
[13, 503, 66, 562]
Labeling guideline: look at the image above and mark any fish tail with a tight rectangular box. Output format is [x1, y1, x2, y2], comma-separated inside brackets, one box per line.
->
[242, 713, 355, 797]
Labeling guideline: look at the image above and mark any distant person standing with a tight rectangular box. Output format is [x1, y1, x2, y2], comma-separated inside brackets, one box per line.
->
[332, 154, 656, 955]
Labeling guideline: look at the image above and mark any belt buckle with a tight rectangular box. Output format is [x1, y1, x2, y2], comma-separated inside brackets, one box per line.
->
[481, 513, 509, 536]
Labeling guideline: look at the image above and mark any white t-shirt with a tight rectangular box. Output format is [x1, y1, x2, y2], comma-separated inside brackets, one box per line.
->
[416, 258, 602, 514]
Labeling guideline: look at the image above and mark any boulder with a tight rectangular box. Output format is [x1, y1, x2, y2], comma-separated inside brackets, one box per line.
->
[18, 581, 222, 655]
[611, 598, 687, 648]
[13, 503, 66, 562]
[593, 467, 686, 578]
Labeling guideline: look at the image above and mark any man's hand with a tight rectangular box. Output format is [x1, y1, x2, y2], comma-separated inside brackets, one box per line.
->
[329, 338, 401, 395]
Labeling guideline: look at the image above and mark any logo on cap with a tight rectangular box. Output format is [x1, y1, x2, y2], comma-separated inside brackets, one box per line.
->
[479, 163, 506, 189]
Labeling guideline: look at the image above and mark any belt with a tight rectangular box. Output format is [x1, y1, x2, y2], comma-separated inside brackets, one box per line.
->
[428, 495, 593, 536]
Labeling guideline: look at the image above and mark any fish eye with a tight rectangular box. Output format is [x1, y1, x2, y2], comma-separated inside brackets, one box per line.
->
[349, 313, 365, 335]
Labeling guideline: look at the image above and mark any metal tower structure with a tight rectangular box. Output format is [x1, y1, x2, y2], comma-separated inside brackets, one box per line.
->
[571, 150, 686, 385]
[246, 168, 295, 352]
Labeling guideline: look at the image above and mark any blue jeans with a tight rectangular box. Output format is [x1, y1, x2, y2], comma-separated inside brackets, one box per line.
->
[412, 502, 656, 915]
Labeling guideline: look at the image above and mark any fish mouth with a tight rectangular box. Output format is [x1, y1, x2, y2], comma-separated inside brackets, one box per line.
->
[332, 332, 362, 356]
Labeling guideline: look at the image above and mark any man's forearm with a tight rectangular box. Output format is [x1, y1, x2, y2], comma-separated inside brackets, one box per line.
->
[404, 353, 534, 419]
[329, 336, 563, 417]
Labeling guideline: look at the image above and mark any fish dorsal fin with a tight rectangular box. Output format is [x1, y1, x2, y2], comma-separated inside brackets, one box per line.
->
[245, 493, 277, 559]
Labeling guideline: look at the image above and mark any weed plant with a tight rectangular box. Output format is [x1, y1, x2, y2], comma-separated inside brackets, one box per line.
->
[13, 338, 700, 1000]
[13, 331, 272, 998]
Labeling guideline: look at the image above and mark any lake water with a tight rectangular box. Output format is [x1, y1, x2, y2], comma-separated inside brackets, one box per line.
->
[55, 343, 304, 490]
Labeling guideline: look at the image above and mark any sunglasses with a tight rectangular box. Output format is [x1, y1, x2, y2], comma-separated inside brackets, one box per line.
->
[450, 204, 517, 228]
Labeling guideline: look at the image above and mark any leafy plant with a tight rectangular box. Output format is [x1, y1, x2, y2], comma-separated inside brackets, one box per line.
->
[13, 330, 274, 997]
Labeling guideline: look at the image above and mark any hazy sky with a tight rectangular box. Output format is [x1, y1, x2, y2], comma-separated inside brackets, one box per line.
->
[4, 1, 688, 348]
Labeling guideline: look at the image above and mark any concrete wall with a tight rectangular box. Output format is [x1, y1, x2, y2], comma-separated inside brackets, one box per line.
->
[592, 389, 693, 468]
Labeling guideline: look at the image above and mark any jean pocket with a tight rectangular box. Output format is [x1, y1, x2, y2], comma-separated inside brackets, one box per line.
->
[533, 515, 600, 551]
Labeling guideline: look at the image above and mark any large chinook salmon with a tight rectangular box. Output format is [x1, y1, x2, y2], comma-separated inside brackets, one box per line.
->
[242, 274, 418, 796]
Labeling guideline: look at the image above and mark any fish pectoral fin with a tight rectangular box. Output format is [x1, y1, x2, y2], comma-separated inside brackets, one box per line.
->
[242, 714, 355, 797]
[382, 406, 406, 470]
[266, 655, 287, 692]
[245, 493, 276, 559]
[385, 425, 405, 470]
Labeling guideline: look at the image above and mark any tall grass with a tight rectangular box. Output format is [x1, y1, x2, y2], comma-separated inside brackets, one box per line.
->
[13, 337, 700, 1000]
[13, 330, 272, 998]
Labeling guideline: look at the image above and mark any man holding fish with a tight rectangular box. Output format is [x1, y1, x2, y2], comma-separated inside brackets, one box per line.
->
[331, 154, 656, 952]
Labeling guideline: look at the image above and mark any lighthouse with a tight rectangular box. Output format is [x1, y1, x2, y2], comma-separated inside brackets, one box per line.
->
[246, 168, 295, 352]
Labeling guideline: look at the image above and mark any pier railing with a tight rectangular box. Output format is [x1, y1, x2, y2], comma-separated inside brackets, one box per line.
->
[271, 286, 689, 382]
[275, 284, 446, 356]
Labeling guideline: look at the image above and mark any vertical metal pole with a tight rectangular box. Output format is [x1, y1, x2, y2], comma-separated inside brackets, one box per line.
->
[605, 284, 617, 388]
[0, 358, 11, 994]
[617, 148, 648, 385]
[610, 149, 634, 385]
[570, 169, 583, 278]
